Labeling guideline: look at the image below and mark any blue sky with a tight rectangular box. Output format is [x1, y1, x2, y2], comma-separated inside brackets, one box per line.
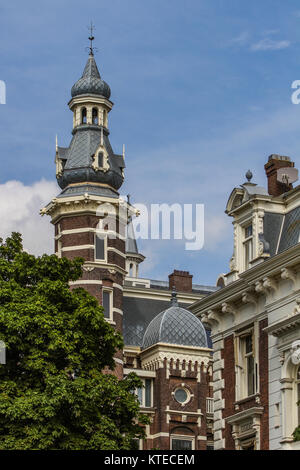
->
[1, 0, 300, 285]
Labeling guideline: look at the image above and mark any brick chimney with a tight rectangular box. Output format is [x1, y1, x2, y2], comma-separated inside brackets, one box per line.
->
[264, 154, 294, 197]
[168, 270, 193, 293]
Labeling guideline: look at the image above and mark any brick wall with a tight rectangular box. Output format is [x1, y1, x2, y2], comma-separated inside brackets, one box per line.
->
[259, 318, 269, 450]
[147, 359, 211, 450]
[222, 335, 236, 449]
[264, 155, 294, 197]
[55, 213, 125, 379]
[220, 319, 269, 450]
[168, 270, 193, 293]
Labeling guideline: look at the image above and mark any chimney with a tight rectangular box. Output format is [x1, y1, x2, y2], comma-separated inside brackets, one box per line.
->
[168, 270, 193, 293]
[264, 154, 294, 197]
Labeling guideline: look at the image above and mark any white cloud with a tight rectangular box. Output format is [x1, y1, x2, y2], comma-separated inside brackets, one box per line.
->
[227, 31, 291, 53]
[227, 31, 249, 47]
[0, 179, 57, 255]
[250, 38, 290, 51]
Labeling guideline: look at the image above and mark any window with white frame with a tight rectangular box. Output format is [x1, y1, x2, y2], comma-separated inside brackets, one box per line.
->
[171, 436, 194, 450]
[102, 289, 113, 320]
[95, 233, 106, 261]
[235, 330, 257, 400]
[136, 378, 153, 408]
[243, 223, 253, 270]
[173, 387, 191, 406]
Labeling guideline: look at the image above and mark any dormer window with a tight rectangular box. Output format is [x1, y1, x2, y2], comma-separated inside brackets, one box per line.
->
[92, 145, 109, 173]
[92, 107, 98, 125]
[98, 152, 104, 168]
[81, 107, 87, 124]
[244, 223, 253, 270]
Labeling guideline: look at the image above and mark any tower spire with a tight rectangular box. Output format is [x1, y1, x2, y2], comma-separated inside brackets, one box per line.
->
[88, 21, 95, 56]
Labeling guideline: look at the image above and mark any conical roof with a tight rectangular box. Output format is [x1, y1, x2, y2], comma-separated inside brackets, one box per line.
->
[71, 53, 111, 99]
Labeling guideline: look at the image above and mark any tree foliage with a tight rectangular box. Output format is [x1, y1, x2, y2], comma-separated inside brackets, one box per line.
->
[0, 233, 148, 449]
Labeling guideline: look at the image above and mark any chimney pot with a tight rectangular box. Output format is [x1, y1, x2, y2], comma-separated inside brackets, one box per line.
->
[264, 154, 295, 197]
[168, 269, 193, 292]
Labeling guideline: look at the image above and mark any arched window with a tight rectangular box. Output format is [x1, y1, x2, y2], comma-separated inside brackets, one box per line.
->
[81, 107, 87, 124]
[92, 107, 98, 125]
[171, 427, 195, 450]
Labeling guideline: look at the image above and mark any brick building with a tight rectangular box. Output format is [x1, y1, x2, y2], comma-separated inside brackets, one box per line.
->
[42, 45, 217, 449]
[41, 39, 300, 451]
[191, 155, 300, 450]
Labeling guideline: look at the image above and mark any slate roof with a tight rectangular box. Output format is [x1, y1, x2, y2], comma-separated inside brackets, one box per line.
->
[56, 53, 124, 195]
[57, 184, 119, 199]
[56, 125, 125, 192]
[71, 53, 111, 99]
[123, 295, 213, 348]
[141, 302, 208, 350]
[263, 206, 300, 256]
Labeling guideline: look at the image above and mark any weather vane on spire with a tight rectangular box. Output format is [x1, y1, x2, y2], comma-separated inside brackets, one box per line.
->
[88, 21, 95, 55]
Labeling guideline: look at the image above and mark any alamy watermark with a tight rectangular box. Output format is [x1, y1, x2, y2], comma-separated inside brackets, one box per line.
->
[0, 80, 6, 104]
[95, 199, 204, 251]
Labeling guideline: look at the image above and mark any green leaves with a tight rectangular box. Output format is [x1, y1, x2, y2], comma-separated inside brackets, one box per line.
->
[0, 233, 147, 449]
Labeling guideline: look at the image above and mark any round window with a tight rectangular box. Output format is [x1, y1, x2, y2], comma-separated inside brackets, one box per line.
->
[174, 388, 189, 404]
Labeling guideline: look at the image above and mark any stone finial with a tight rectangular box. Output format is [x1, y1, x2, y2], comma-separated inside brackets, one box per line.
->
[246, 169, 253, 182]
[171, 286, 178, 306]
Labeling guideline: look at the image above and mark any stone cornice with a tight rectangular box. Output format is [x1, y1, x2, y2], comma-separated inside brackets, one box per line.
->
[41, 193, 138, 224]
[123, 286, 204, 304]
[227, 194, 272, 217]
[81, 261, 127, 276]
[190, 243, 300, 317]
[68, 94, 113, 110]
[140, 342, 212, 370]
[225, 407, 264, 425]
[264, 312, 300, 337]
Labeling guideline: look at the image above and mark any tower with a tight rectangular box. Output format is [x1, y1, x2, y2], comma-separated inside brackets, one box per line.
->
[42, 37, 129, 378]
[125, 216, 145, 278]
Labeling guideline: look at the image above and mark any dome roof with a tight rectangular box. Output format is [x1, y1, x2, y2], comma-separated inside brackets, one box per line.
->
[71, 53, 111, 99]
[142, 292, 208, 350]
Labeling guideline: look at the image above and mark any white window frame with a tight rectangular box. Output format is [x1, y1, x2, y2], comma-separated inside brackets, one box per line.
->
[135, 378, 153, 408]
[235, 329, 257, 401]
[243, 223, 253, 270]
[173, 387, 191, 406]
[102, 288, 113, 321]
[94, 232, 107, 262]
[170, 435, 195, 450]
